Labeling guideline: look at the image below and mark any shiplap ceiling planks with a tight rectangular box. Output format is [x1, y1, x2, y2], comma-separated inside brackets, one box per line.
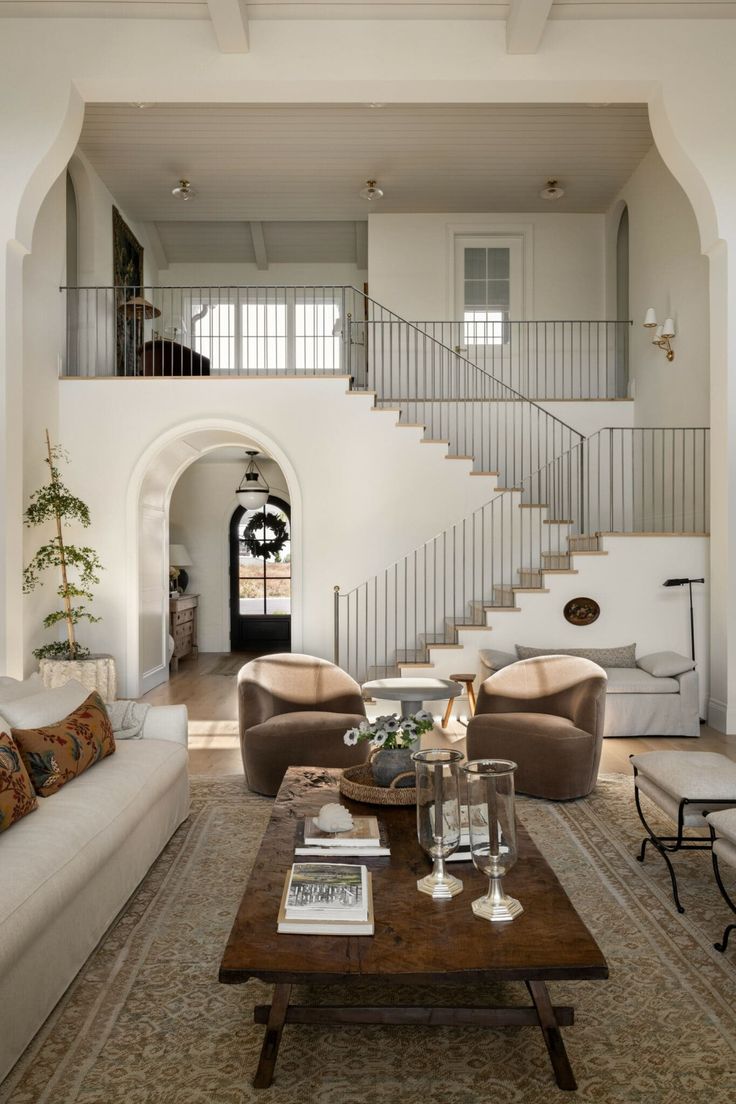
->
[77, 102, 653, 264]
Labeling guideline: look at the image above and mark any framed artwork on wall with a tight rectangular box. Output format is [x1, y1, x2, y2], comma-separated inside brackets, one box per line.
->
[113, 206, 143, 376]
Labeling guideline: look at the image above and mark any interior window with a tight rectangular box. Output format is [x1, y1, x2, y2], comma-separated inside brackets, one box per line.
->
[463, 247, 510, 345]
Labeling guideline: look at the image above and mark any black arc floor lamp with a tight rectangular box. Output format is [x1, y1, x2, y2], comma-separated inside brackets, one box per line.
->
[662, 577, 705, 662]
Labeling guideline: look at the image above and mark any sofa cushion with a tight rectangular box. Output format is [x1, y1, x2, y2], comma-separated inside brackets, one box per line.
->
[0, 731, 38, 833]
[637, 651, 696, 678]
[515, 643, 636, 668]
[11, 691, 115, 797]
[0, 679, 89, 731]
[0, 738, 188, 959]
[246, 710, 367, 739]
[0, 674, 43, 705]
[604, 668, 679, 694]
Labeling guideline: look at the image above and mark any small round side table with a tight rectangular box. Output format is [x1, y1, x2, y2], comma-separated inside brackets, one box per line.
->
[442, 673, 477, 729]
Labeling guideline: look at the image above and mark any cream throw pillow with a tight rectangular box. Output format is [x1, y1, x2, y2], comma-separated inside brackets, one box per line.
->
[0, 680, 91, 730]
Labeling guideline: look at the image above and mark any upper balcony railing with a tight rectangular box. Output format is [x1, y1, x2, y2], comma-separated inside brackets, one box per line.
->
[412, 320, 632, 400]
[61, 284, 586, 488]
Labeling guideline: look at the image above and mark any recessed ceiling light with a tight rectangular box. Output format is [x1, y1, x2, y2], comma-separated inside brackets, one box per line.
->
[172, 179, 196, 201]
[359, 179, 384, 201]
[130, 102, 152, 109]
[367, 102, 385, 109]
[540, 178, 565, 201]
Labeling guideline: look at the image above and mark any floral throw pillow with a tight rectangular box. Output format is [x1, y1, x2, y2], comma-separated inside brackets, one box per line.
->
[0, 729, 38, 832]
[12, 691, 116, 797]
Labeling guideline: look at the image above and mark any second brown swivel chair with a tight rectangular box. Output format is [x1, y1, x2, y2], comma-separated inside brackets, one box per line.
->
[466, 655, 607, 800]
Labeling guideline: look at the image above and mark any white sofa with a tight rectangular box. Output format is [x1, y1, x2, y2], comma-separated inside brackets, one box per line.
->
[479, 647, 700, 739]
[0, 677, 189, 1083]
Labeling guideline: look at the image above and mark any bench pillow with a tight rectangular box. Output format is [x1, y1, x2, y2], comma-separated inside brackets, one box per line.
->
[11, 691, 115, 798]
[636, 651, 696, 678]
[0, 730, 38, 832]
[515, 643, 637, 669]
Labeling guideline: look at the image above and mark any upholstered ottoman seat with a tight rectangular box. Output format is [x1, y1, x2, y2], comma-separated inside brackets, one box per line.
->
[705, 807, 736, 953]
[631, 751, 736, 913]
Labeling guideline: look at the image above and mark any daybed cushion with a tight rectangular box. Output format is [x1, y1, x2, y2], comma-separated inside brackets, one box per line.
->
[636, 651, 696, 678]
[515, 643, 636, 668]
[11, 691, 116, 797]
[605, 668, 679, 695]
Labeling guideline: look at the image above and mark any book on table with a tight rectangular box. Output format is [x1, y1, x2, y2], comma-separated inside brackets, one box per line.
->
[277, 863, 374, 935]
[296, 816, 390, 856]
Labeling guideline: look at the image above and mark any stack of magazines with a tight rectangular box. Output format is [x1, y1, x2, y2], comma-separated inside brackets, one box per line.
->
[294, 815, 390, 857]
[277, 863, 374, 935]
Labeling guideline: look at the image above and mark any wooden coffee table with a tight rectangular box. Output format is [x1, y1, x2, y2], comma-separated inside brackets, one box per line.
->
[219, 767, 608, 1092]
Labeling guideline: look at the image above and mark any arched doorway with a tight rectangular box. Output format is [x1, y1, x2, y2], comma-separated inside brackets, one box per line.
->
[615, 204, 630, 397]
[229, 496, 291, 651]
[127, 420, 302, 698]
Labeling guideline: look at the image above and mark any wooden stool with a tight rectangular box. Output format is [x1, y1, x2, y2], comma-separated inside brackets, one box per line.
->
[442, 673, 477, 728]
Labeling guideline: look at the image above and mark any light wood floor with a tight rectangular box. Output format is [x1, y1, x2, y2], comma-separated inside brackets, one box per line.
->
[142, 652, 736, 778]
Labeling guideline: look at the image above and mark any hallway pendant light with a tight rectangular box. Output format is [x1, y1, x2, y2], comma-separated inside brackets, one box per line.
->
[359, 179, 384, 201]
[236, 451, 270, 510]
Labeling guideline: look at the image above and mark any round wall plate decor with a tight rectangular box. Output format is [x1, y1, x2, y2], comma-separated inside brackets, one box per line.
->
[564, 596, 600, 626]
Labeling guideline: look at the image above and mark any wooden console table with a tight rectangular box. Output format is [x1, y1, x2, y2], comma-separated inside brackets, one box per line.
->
[170, 593, 199, 673]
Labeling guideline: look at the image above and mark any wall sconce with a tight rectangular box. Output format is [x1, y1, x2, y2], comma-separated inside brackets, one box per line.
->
[643, 308, 676, 361]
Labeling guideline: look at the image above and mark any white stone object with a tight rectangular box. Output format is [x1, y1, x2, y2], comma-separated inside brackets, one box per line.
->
[315, 803, 354, 833]
[39, 655, 117, 704]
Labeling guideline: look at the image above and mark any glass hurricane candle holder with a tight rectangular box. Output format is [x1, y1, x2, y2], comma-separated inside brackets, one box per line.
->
[412, 748, 464, 900]
[462, 759, 523, 922]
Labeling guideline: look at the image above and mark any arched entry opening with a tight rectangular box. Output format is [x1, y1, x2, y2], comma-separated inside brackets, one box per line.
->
[615, 203, 629, 397]
[229, 496, 291, 652]
[127, 420, 301, 698]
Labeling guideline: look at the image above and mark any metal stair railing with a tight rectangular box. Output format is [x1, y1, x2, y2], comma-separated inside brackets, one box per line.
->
[334, 426, 710, 683]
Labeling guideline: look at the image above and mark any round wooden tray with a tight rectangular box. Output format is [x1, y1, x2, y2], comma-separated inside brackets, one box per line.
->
[339, 762, 417, 805]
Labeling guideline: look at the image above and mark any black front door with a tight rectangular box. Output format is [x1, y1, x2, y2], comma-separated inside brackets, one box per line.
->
[229, 497, 292, 651]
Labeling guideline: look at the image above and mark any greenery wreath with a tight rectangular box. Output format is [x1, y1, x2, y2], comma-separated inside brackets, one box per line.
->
[241, 511, 289, 561]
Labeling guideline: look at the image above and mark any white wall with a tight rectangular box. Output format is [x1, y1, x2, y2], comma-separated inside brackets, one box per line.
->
[368, 212, 606, 322]
[416, 534, 710, 717]
[58, 377, 503, 694]
[160, 262, 367, 290]
[169, 455, 289, 652]
[70, 149, 159, 290]
[606, 147, 709, 427]
[22, 172, 67, 663]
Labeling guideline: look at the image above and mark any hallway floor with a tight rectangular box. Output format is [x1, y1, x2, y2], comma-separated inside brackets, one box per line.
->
[142, 651, 736, 778]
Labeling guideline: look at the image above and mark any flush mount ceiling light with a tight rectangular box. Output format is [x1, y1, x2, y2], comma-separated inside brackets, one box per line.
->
[366, 102, 385, 109]
[540, 178, 565, 201]
[236, 450, 270, 510]
[172, 178, 196, 201]
[359, 179, 384, 201]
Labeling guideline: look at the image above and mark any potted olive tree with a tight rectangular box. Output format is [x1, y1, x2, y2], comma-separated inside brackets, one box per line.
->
[22, 431, 113, 697]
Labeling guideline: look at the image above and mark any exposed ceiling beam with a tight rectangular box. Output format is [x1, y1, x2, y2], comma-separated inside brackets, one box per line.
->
[506, 0, 553, 53]
[143, 222, 169, 271]
[206, 0, 249, 54]
[249, 221, 268, 270]
[355, 222, 368, 271]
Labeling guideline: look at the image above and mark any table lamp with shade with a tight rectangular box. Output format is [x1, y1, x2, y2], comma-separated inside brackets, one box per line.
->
[169, 544, 193, 593]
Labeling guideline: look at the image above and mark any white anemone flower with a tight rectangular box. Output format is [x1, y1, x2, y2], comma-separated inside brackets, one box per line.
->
[344, 728, 359, 746]
[371, 731, 388, 748]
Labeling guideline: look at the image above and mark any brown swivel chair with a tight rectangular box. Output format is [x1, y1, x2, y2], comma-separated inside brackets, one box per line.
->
[238, 653, 370, 796]
[466, 655, 607, 801]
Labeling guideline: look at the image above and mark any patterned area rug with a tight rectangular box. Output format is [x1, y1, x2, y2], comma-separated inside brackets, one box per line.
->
[2, 774, 736, 1104]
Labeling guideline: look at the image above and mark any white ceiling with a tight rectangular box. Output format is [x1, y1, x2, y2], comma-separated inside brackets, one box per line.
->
[3, 0, 735, 18]
[77, 102, 653, 264]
